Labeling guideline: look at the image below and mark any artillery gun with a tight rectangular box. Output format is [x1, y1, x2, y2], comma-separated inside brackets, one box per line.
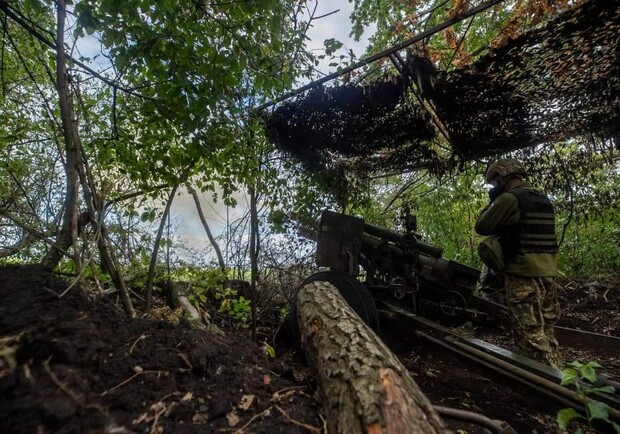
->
[294, 209, 620, 427]
[300, 209, 507, 332]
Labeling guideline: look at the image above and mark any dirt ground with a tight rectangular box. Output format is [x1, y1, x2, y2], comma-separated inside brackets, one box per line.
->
[1, 265, 618, 433]
[396, 277, 620, 434]
[0, 265, 322, 434]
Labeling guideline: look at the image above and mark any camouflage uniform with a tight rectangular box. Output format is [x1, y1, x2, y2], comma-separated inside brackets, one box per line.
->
[504, 274, 562, 368]
[476, 159, 562, 369]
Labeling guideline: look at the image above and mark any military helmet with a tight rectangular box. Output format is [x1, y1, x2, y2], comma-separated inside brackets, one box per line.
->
[485, 158, 527, 184]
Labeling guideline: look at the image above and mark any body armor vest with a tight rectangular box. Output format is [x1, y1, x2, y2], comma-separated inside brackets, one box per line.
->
[506, 187, 559, 254]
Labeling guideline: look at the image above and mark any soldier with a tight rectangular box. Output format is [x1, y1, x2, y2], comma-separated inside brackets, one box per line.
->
[475, 158, 562, 369]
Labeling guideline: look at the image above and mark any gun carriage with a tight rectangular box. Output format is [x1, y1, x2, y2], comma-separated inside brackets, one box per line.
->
[302, 209, 507, 332]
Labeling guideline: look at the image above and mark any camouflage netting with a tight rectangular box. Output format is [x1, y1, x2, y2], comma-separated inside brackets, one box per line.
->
[265, 0, 620, 175]
[265, 80, 438, 173]
[433, 0, 620, 159]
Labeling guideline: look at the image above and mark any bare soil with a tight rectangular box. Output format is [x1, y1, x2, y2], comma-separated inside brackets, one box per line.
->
[1, 265, 618, 433]
[0, 265, 322, 434]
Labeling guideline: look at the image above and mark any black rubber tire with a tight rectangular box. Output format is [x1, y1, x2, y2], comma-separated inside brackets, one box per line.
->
[302, 271, 380, 333]
[283, 271, 380, 350]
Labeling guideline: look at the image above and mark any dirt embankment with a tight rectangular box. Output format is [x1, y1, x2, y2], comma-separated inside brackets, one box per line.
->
[0, 265, 321, 434]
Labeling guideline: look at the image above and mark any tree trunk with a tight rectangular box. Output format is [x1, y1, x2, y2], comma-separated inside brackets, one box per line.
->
[297, 281, 449, 434]
[42, 0, 80, 271]
[187, 186, 225, 270]
[145, 184, 179, 311]
[249, 185, 259, 342]
[99, 225, 135, 317]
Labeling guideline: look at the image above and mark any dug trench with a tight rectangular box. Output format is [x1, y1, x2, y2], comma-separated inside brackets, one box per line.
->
[1, 264, 618, 433]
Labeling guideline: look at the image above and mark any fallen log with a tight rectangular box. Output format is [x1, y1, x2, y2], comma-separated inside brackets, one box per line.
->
[297, 280, 449, 434]
[165, 280, 207, 330]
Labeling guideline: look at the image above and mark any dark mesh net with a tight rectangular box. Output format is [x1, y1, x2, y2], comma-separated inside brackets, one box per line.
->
[433, 0, 620, 158]
[265, 80, 437, 173]
[265, 0, 619, 174]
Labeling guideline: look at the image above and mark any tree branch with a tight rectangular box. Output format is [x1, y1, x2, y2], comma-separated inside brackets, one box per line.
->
[0, 0, 158, 101]
[187, 186, 226, 270]
[0, 209, 71, 258]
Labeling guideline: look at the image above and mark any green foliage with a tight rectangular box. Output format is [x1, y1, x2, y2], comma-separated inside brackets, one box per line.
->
[323, 38, 344, 56]
[347, 164, 488, 267]
[557, 361, 620, 433]
[412, 169, 487, 265]
[350, 0, 581, 69]
[261, 341, 276, 358]
[522, 142, 620, 278]
[217, 291, 252, 329]
[558, 214, 620, 277]
[171, 266, 228, 307]
[278, 305, 290, 323]
[69, 0, 316, 193]
[0, 0, 321, 274]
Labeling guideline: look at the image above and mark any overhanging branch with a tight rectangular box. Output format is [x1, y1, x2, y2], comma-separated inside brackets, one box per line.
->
[256, 0, 507, 111]
[0, 0, 158, 101]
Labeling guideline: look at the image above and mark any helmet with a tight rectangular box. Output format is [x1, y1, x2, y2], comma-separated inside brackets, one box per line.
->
[485, 158, 526, 184]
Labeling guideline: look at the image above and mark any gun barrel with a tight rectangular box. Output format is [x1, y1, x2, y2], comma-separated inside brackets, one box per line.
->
[361, 234, 461, 281]
[363, 222, 443, 258]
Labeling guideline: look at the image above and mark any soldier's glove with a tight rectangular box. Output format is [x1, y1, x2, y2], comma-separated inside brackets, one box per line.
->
[488, 184, 505, 203]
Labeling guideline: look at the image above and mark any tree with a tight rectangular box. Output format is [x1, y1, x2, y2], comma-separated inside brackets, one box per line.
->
[0, 0, 317, 287]
[297, 280, 448, 433]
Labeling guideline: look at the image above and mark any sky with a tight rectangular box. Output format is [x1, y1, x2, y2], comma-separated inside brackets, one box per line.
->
[169, 0, 374, 259]
[303, 1, 371, 73]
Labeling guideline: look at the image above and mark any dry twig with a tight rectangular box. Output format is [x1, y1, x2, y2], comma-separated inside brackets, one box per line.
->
[101, 368, 168, 396]
[274, 404, 321, 433]
[129, 334, 148, 355]
[271, 386, 308, 403]
[43, 359, 82, 403]
[230, 407, 273, 434]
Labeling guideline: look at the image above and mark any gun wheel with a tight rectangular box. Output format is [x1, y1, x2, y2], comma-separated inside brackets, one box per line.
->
[303, 271, 380, 332]
[284, 271, 380, 350]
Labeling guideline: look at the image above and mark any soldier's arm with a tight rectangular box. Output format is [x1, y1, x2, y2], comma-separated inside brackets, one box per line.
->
[475, 193, 520, 236]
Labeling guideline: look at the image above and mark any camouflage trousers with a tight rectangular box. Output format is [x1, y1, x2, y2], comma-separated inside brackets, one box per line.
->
[504, 274, 563, 369]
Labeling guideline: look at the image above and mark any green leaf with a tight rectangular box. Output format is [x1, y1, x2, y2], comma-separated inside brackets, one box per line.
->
[590, 385, 616, 395]
[323, 38, 343, 56]
[586, 401, 609, 422]
[262, 342, 276, 358]
[557, 408, 582, 430]
[581, 365, 597, 384]
[560, 368, 578, 385]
